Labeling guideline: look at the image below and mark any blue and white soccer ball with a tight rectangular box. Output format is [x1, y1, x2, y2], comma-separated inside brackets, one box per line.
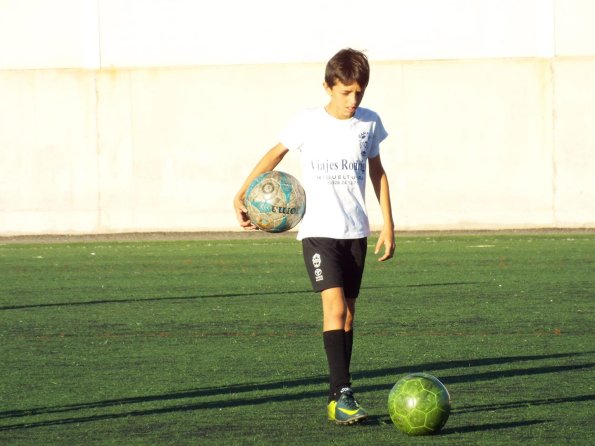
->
[244, 171, 306, 233]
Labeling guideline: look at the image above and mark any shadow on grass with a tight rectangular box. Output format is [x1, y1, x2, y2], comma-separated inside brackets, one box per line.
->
[453, 394, 595, 414]
[440, 419, 550, 435]
[369, 418, 553, 435]
[1, 351, 593, 432]
[0, 281, 483, 310]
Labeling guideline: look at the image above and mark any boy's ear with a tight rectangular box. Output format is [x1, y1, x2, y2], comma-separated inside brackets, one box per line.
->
[323, 82, 332, 95]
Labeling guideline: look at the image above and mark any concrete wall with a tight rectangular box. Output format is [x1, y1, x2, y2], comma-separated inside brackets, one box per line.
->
[1, 0, 594, 235]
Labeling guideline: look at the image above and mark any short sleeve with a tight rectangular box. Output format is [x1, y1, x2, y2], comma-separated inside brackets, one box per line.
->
[368, 114, 388, 159]
[278, 111, 309, 152]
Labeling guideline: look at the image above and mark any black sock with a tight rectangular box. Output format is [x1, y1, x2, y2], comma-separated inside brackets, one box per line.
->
[345, 329, 354, 373]
[323, 329, 351, 402]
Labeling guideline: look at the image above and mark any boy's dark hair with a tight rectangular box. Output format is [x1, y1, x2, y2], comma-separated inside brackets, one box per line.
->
[325, 48, 370, 90]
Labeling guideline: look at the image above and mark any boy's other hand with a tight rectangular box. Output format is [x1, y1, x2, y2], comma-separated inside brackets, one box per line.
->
[374, 228, 395, 261]
[234, 195, 258, 230]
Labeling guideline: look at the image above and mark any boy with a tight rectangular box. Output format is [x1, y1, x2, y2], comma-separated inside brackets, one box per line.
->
[233, 48, 395, 425]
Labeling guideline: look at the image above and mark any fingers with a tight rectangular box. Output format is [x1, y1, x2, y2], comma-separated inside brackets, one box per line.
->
[374, 237, 383, 255]
[234, 197, 258, 230]
[237, 209, 258, 230]
[378, 247, 394, 261]
[375, 235, 395, 262]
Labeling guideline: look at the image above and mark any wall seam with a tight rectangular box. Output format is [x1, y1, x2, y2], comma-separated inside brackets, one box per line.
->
[95, 0, 103, 232]
[551, 0, 558, 226]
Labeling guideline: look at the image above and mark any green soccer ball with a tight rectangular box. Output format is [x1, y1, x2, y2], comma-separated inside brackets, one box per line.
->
[387, 372, 451, 435]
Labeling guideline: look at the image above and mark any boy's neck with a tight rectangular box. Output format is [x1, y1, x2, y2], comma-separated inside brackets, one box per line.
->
[324, 104, 357, 121]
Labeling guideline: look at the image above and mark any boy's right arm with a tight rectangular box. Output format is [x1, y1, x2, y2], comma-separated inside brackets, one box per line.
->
[233, 143, 289, 229]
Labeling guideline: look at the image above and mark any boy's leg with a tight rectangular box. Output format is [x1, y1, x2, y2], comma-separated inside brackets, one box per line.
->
[322, 288, 367, 424]
[343, 238, 365, 372]
[322, 287, 348, 332]
[322, 287, 350, 401]
[302, 237, 368, 424]
[321, 292, 358, 397]
[345, 298, 356, 370]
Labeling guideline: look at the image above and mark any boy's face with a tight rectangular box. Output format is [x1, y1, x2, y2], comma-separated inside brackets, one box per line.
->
[324, 80, 365, 120]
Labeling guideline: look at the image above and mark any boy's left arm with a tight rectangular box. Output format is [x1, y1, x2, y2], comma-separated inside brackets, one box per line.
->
[368, 155, 395, 261]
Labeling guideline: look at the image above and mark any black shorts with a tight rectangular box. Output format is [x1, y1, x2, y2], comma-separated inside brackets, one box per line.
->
[301, 237, 367, 298]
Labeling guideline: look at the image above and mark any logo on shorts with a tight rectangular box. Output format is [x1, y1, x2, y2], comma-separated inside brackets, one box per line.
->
[314, 268, 324, 282]
[312, 253, 323, 281]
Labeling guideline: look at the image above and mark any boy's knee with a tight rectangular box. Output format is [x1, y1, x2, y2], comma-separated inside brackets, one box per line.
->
[345, 312, 354, 327]
[321, 288, 348, 327]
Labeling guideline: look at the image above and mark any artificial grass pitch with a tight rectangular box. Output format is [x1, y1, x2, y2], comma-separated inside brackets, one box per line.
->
[0, 233, 593, 445]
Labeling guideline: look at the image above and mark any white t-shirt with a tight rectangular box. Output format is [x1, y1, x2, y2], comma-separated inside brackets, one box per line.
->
[279, 106, 388, 240]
